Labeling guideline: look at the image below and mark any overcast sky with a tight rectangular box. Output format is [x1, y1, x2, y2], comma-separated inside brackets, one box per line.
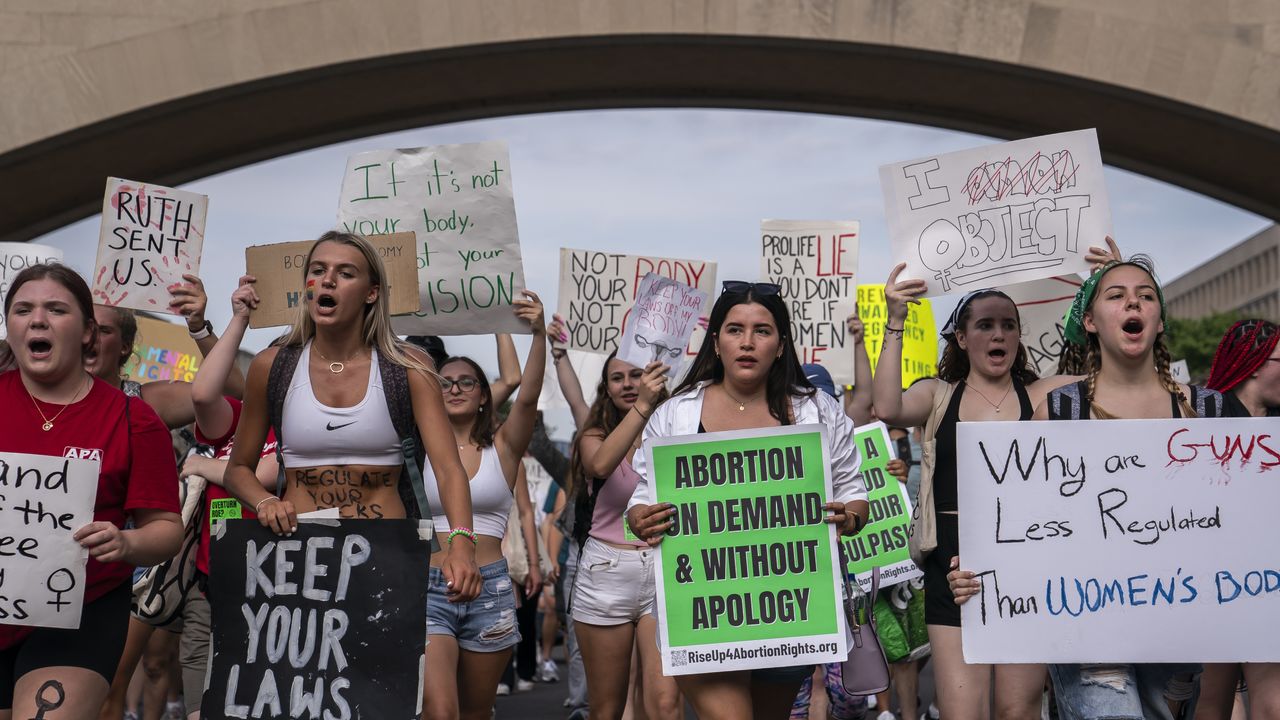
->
[34, 108, 1271, 382]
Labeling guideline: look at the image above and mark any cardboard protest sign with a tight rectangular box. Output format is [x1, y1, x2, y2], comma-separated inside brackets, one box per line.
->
[1002, 275, 1082, 376]
[93, 178, 207, 313]
[647, 425, 847, 675]
[556, 248, 717, 356]
[121, 316, 202, 384]
[957, 417, 1280, 663]
[244, 234, 422, 328]
[843, 423, 920, 590]
[761, 221, 859, 383]
[881, 129, 1111, 297]
[617, 273, 708, 374]
[336, 142, 527, 336]
[856, 284, 938, 388]
[0, 452, 98, 629]
[203, 519, 430, 720]
[0, 242, 63, 339]
[1171, 359, 1191, 384]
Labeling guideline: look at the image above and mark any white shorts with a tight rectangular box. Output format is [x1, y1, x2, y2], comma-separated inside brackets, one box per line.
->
[571, 537, 657, 626]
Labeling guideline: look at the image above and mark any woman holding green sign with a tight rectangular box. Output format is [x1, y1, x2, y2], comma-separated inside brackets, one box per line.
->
[626, 281, 869, 720]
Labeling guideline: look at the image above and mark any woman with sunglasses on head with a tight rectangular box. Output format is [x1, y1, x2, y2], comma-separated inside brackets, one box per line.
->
[546, 308, 681, 720]
[421, 291, 548, 720]
[1193, 319, 1280, 720]
[626, 280, 869, 720]
[0, 264, 182, 720]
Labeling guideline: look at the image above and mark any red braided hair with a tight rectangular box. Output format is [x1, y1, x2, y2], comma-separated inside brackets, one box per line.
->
[1206, 320, 1279, 392]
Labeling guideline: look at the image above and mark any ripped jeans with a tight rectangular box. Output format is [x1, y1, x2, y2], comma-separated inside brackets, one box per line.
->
[1049, 663, 1201, 720]
[427, 558, 521, 652]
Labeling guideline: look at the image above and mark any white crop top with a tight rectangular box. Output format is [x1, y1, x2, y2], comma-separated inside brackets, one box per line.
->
[279, 342, 403, 468]
[423, 445, 512, 539]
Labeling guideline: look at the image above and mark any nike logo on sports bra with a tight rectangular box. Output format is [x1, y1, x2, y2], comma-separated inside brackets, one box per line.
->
[325, 421, 357, 431]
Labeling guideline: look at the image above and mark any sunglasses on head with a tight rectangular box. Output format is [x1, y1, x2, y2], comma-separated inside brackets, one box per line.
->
[721, 281, 781, 296]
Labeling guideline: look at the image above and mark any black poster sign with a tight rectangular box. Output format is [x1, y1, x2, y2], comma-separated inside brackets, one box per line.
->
[202, 519, 430, 720]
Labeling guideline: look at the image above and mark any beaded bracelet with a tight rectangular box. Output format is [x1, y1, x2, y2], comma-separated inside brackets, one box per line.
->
[254, 496, 279, 513]
[447, 526, 477, 546]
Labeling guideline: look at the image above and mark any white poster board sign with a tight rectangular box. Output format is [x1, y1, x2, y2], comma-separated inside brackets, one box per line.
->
[1170, 360, 1191, 384]
[336, 141, 528, 335]
[93, 178, 207, 313]
[616, 273, 707, 374]
[556, 249, 717, 356]
[881, 129, 1111, 297]
[1004, 275, 1083, 376]
[0, 452, 99, 629]
[760, 221, 859, 384]
[957, 417, 1280, 663]
[0, 243, 63, 339]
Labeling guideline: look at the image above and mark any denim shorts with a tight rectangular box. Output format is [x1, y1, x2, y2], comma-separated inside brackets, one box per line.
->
[1048, 663, 1202, 720]
[427, 558, 520, 653]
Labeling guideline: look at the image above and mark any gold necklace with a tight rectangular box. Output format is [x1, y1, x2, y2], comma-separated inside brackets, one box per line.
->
[314, 345, 365, 374]
[722, 387, 758, 412]
[28, 375, 89, 431]
[966, 380, 1013, 413]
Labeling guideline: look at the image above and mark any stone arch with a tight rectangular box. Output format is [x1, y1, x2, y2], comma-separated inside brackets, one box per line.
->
[1, 1, 1277, 242]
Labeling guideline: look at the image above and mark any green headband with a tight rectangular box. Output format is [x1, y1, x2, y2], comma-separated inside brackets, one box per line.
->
[1063, 260, 1167, 346]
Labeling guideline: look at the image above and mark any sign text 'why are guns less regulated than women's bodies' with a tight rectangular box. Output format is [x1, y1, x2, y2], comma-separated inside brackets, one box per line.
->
[957, 418, 1280, 664]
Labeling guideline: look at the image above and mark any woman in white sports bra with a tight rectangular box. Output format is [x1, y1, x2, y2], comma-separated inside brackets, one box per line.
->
[224, 231, 481, 602]
[420, 292, 548, 720]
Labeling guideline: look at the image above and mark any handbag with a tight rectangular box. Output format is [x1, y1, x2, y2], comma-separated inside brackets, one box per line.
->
[907, 381, 956, 566]
[839, 545, 890, 696]
[131, 471, 206, 627]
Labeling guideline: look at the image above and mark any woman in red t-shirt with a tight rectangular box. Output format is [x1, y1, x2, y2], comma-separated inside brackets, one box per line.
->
[0, 263, 181, 719]
[171, 274, 280, 720]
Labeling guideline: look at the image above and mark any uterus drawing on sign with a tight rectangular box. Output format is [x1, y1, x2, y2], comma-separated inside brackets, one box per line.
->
[634, 333, 684, 364]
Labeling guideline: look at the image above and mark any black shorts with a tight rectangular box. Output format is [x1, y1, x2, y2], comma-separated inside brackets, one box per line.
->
[0, 581, 131, 709]
[924, 512, 961, 627]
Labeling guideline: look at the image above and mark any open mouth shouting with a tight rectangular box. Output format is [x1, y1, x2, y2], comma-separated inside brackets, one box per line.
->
[27, 337, 54, 362]
[314, 292, 339, 316]
[1121, 316, 1146, 342]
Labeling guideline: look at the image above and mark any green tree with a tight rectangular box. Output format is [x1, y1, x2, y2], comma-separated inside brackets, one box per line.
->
[1164, 312, 1241, 383]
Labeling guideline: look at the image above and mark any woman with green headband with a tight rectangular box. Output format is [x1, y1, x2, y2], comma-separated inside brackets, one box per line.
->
[953, 255, 1225, 720]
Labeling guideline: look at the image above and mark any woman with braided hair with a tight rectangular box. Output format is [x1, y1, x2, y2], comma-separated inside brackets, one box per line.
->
[1195, 319, 1279, 720]
[954, 255, 1223, 719]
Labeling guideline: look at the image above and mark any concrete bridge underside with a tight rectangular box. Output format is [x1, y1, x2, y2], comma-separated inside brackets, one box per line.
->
[1, 1, 1278, 243]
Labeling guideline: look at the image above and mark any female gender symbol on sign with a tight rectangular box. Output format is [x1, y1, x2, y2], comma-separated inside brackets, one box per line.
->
[45, 569, 76, 612]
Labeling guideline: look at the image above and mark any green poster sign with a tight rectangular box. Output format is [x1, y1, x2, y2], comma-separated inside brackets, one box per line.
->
[842, 422, 922, 589]
[649, 424, 847, 675]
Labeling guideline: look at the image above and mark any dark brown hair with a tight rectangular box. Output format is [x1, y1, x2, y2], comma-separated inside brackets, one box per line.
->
[935, 290, 1038, 385]
[4, 263, 98, 356]
[568, 353, 670, 495]
[440, 355, 496, 448]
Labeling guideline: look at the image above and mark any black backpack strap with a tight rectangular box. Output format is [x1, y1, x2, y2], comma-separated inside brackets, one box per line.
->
[266, 345, 303, 498]
[378, 350, 440, 552]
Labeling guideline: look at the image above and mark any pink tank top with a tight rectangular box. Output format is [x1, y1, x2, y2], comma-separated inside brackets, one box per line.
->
[589, 459, 647, 548]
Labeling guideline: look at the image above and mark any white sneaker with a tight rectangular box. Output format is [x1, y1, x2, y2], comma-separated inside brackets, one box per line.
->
[496, 682, 511, 696]
[540, 659, 560, 683]
[867, 695, 877, 709]
[878, 712, 895, 720]
[516, 678, 535, 692]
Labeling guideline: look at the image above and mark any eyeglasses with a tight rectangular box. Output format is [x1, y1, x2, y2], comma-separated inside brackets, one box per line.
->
[440, 377, 479, 393]
[721, 281, 781, 296]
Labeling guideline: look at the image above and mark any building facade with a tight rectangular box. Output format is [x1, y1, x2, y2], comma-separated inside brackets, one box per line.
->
[1165, 225, 1280, 322]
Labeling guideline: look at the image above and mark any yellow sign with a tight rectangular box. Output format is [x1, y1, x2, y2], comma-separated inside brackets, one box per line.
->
[856, 284, 938, 388]
[122, 315, 202, 384]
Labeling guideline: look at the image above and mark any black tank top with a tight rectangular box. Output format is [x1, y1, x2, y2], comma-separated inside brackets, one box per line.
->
[933, 380, 1033, 513]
